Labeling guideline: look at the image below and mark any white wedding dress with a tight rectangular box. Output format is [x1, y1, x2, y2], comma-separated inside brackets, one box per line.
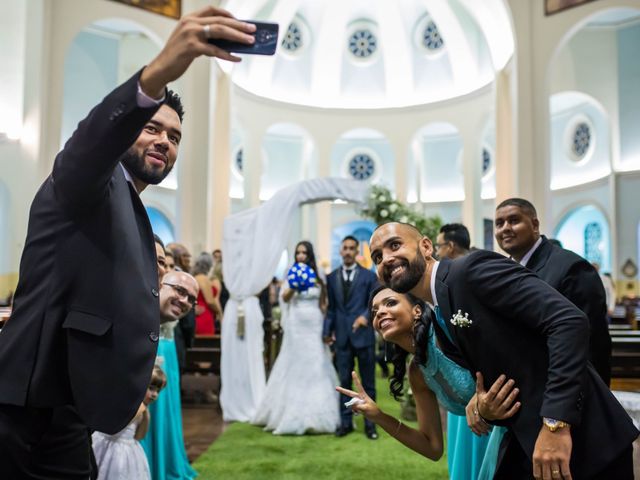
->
[252, 286, 340, 434]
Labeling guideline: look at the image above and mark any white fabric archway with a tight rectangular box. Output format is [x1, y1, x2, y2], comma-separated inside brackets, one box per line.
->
[220, 177, 369, 422]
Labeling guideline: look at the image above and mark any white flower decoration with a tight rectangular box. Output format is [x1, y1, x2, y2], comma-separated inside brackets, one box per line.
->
[389, 203, 398, 213]
[380, 209, 389, 218]
[400, 216, 409, 223]
[450, 310, 473, 328]
[378, 195, 387, 202]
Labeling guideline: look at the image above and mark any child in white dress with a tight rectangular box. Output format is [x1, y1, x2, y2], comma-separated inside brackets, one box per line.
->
[92, 366, 167, 480]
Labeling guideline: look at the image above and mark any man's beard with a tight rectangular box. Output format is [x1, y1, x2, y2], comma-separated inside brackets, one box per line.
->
[120, 148, 173, 186]
[383, 249, 426, 293]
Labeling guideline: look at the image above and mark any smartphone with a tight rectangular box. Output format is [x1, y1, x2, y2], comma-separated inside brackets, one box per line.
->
[208, 21, 279, 56]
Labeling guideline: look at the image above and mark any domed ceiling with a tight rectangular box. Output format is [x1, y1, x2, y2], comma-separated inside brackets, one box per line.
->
[221, 0, 514, 109]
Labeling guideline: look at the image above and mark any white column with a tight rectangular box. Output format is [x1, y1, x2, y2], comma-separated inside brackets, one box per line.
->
[242, 126, 264, 209]
[207, 69, 231, 251]
[314, 139, 333, 273]
[461, 130, 484, 247]
[393, 140, 408, 203]
[494, 67, 518, 203]
[176, 56, 213, 253]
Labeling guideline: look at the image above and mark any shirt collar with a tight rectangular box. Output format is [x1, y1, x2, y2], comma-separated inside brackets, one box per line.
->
[120, 163, 135, 187]
[518, 236, 543, 267]
[430, 261, 440, 307]
[343, 264, 356, 271]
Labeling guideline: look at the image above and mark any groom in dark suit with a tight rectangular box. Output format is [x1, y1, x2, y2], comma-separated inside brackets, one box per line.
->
[0, 7, 256, 477]
[370, 223, 638, 479]
[494, 198, 612, 385]
[324, 236, 379, 439]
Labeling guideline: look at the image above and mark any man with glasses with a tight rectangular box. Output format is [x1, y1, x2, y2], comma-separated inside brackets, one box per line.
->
[142, 270, 199, 478]
[435, 223, 470, 261]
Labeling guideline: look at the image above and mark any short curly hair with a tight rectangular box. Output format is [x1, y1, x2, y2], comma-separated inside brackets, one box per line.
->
[164, 89, 185, 122]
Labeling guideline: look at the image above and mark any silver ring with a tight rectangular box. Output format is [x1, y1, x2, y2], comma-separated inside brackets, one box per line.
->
[473, 409, 478, 416]
[203, 24, 211, 39]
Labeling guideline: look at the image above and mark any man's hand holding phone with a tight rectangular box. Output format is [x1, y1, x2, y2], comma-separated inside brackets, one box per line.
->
[140, 6, 260, 98]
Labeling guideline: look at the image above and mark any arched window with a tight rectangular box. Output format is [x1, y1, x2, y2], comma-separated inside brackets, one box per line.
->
[145, 207, 175, 245]
[584, 222, 603, 266]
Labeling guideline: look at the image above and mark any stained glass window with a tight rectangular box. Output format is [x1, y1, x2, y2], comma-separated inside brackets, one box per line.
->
[282, 22, 303, 51]
[584, 222, 602, 265]
[572, 122, 591, 158]
[349, 29, 377, 58]
[349, 153, 375, 180]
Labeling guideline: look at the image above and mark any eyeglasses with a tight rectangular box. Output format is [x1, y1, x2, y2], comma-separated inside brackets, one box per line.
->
[434, 243, 449, 249]
[162, 282, 197, 306]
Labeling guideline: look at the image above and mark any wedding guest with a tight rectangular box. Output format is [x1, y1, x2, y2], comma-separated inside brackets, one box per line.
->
[370, 222, 638, 478]
[165, 250, 176, 271]
[495, 198, 612, 385]
[592, 263, 617, 317]
[434, 223, 470, 260]
[340, 286, 520, 479]
[192, 252, 222, 336]
[323, 236, 379, 439]
[0, 7, 256, 475]
[253, 241, 339, 434]
[211, 255, 229, 312]
[167, 242, 196, 370]
[141, 271, 199, 480]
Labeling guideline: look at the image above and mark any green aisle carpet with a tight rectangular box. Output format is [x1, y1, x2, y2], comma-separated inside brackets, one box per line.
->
[193, 374, 449, 479]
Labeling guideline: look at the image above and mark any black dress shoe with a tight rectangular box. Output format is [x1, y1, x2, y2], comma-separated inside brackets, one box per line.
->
[365, 427, 379, 440]
[335, 425, 354, 437]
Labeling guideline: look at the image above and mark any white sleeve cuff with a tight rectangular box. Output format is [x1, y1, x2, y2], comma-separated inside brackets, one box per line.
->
[136, 81, 165, 107]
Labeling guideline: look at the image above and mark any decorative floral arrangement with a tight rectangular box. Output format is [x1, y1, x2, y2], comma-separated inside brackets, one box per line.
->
[360, 185, 442, 241]
[287, 262, 317, 292]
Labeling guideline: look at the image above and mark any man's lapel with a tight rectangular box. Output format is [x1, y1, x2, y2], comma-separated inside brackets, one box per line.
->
[434, 260, 453, 324]
[527, 236, 551, 273]
[434, 260, 457, 341]
[333, 269, 345, 306]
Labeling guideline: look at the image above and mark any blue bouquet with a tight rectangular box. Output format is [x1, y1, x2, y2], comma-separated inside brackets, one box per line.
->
[287, 262, 317, 292]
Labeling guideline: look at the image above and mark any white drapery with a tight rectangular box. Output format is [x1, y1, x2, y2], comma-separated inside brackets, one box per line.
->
[220, 177, 369, 422]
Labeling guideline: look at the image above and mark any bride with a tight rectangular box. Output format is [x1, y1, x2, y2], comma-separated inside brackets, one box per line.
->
[252, 241, 340, 434]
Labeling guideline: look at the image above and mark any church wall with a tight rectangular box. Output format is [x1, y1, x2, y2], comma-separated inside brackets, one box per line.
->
[617, 22, 640, 171]
[616, 172, 640, 295]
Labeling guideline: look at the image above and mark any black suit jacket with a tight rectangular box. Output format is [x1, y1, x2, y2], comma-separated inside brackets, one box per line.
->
[0, 71, 162, 434]
[526, 236, 612, 384]
[434, 251, 637, 477]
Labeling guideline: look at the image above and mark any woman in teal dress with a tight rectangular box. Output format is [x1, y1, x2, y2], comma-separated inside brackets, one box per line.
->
[338, 287, 518, 479]
[141, 321, 197, 480]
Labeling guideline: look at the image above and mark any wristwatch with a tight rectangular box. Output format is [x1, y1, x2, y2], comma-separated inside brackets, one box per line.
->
[543, 417, 570, 432]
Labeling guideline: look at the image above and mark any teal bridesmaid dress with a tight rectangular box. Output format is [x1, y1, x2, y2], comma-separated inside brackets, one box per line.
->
[418, 323, 505, 480]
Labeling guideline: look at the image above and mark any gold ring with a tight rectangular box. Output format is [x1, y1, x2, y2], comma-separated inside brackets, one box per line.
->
[203, 24, 211, 39]
[552, 470, 560, 475]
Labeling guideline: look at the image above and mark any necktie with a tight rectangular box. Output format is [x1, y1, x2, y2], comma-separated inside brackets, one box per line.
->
[433, 305, 454, 343]
[343, 268, 353, 301]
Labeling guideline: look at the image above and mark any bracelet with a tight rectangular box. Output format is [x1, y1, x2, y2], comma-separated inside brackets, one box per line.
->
[476, 399, 491, 426]
[394, 418, 403, 436]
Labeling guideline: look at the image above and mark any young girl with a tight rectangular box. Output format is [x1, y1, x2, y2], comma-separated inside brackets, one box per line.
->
[92, 366, 167, 480]
[339, 287, 519, 479]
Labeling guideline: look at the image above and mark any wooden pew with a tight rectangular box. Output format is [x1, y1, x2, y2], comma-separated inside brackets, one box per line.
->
[611, 336, 640, 378]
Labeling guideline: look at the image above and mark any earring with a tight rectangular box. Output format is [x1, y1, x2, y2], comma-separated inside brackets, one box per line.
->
[384, 341, 388, 363]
